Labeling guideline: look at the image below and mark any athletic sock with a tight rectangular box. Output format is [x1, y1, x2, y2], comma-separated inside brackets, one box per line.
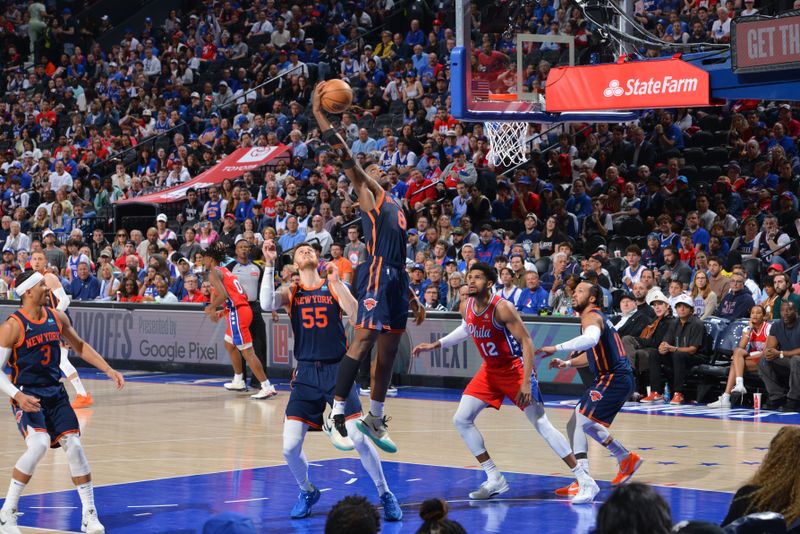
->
[571, 464, 592, 483]
[261, 379, 271, 388]
[735, 377, 744, 388]
[332, 400, 346, 416]
[233, 373, 243, 382]
[606, 440, 630, 462]
[298, 477, 314, 492]
[2, 479, 26, 511]
[71, 376, 87, 396]
[480, 458, 501, 481]
[721, 393, 731, 401]
[577, 458, 590, 475]
[369, 400, 384, 418]
[76, 482, 96, 513]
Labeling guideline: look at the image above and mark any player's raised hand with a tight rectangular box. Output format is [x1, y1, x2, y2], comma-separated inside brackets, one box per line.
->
[106, 368, 125, 390]
[14, 391, 41, 413]
[549, 358, 569, 369]
[262, 240, 277, 265]
[409, 293, 425, 325]
[326, 262, 340, 283]
[312, 81, 326, 114]
[411, 342, 438, 358]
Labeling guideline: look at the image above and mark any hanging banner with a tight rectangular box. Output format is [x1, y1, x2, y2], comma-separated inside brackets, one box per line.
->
[732, 13, 800, 73]
[545, 57, 712, 112]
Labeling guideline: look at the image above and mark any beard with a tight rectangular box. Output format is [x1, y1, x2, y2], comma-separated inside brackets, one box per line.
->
[573, 298, 588, 313]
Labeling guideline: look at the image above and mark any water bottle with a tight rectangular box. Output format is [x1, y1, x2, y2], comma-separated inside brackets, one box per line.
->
[663, 382, 671, 404]
[566, 303, 574, 316]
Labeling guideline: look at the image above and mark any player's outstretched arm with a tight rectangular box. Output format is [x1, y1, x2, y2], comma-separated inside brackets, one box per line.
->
[260, 240, 290, 312]
[412, 301, 467, 357]
[495, 300, 535, 407]
[0, 320, 40, 412]
[326, 263, 358, 324]
[54, 309, 124, 390]
[44, 272, 70, 311]
[539, 314, 602, 368]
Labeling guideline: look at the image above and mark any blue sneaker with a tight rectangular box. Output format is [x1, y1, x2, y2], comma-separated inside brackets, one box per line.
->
[380, 491, 403, 522]
[290, 486, 321, 519]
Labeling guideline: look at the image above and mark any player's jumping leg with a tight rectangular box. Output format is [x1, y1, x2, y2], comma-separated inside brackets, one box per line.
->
[452, 395, 509, 499]
[60, 434, 105, 533]
[0, 432, 49, 534]
[282, 419, 320, 519]
[331, 329, 378, 438]
[523, 402, 598, 504]
[555, 409, 591, 497]
[355, 332, 402, 453]
[61, 347, 92, 409]
[345, 419, 402, 521]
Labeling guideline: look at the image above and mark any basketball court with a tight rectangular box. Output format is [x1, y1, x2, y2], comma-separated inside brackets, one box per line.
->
[2, 371, 792, 533]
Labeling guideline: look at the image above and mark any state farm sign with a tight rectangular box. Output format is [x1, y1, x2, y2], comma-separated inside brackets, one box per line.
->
[545, 57, 712, 112]
[732, 13, 800, 73]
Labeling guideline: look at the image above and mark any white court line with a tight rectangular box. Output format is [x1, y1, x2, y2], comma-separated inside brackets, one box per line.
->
[127, 504, 178, 509]
[29, 506, 77, 509]
[345, 478, 358, 485]
[406, 478, 422, 482]
[308, 463, 323, 467]
[319, 488, 332, 492]
[339, 469, 355, 475]
[133, 513, 152, 517]
[225, 497, 270, 504]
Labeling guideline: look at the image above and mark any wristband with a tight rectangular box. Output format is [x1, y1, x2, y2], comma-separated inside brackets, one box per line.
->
[565, 359, 572, 368]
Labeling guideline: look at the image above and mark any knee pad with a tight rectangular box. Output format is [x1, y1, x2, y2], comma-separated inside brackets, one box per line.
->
[282, 420, 306, 458]
[452, 412, 472, 431]
[580, 417, 610, 444]
[15, 432, 49, 475]
[60, 434, 90, 478]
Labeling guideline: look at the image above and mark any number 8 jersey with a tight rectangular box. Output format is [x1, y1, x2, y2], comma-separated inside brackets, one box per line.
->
[465, 294, 523, 367]
[289, 280, 347, 363]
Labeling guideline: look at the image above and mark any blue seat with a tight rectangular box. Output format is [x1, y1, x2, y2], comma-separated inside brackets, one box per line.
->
[724, 512, 786, 534]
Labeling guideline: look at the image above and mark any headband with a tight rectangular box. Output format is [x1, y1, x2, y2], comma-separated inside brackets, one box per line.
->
[16, 272, 43, 296]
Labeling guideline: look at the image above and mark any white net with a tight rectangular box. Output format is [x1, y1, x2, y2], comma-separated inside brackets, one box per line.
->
[484, 121, 529, 168]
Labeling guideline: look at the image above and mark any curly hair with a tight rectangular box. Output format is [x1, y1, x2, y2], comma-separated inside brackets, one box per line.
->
[324, 495, 379, 534]
[204, 241, 228, 265]
[745, 426, 800, 525]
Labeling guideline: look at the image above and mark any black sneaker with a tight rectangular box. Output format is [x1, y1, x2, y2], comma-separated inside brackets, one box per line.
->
[333, 413, 348, 437]
[779, 399, 800, 412]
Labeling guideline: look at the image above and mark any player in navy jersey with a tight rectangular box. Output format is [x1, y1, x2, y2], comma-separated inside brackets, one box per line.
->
[539, 282, 643, 500]
[259, 241, 402, 521]
[412, 263, 597, 504]
[312, 84, 425, 453]
[0, 270, 124, 534]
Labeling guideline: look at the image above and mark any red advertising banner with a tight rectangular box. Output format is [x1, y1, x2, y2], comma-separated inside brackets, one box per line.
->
[117, 144, 291, 204]
[732, 14, 800, 73]
[545, 57, 712, 112]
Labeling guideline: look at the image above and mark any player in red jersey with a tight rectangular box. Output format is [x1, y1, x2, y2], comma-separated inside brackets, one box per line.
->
[413, 263, 597, 503]
[203, 241, 276, 400]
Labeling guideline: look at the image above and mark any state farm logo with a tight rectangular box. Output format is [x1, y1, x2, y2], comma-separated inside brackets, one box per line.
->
[237, 146, 275, 163]
[602, 76, 699, 98]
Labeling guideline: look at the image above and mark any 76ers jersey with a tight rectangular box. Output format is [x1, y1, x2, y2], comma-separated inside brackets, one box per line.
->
[289, 280, 346, 363]
[586, 309, 632, 377]
[747, 322, 770, 353]
[218, 267, 249, 310]
[465, 295, 523, 366]
[7, 308, 63, 387]
[361, 190, 407, 268]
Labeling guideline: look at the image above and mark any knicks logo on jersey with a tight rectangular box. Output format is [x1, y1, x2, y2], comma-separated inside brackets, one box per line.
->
[589, 390, 604, 402]
[364, 298, 378, 311]
[15, 409, 22, 424]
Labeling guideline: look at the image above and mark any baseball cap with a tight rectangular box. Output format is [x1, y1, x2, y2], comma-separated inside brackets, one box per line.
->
[125, 240, 135, 246]
[145, 16, 152, 23]
[517, 176, 532, 185]
[142, 109, 152, 116]
[191, 92, 200, 99]
[204, 94, 213, 101]
[224, 213, 236, 220]
[779, 103, 791, 109]
[219, 81, 228, 87]
[408, 229, 418, 235]
[768, 263, 784, 272]
[445, 130, 457, 136]
[674, 294, 694, 309]
[647, 290, 669, 305]
[99, 249, 112, 258]
[596, 245, 607, 252]
[156, 214, 168, 223]
[411, 263, 424, 272]
[452, 227, 464, 235]
[237, 116, 249, 124]
[3, 248, 15, 255]
[480, 223, 494, 232]
[780, 191, 794, 200]
[677, 175, 688, 184]
[42, 229, 55, 238]
[234, 236, 250, 245]
[648, 232, 660, 240]
[304, 38, 313, 45]
[452, 149, 464, 156]
[589, 253, 603, 262]
[620, 292, 636, 302]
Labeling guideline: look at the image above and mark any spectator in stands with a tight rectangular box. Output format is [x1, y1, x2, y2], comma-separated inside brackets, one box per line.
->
[622, 245, 646, 290]
[770, 272, 800, 319]
[70, 261, 100, 301]
[658, 246, 692, 291]
[689, 271, 718, 319]
[714, 272, 756, 320]
[722, 426, 800, 527]
[182, 274, 208, 304]
[117, 278, 143, 303]
[710, 305, 770, 408]
[3, 222, 29, 253]
[754, 215, 792, 267]
[415, 497, 467, 534]
[278, 216, 306, 252]
[549, 273, 580, 315]
[594, 482, 672, 534]
[759, 301, 800, 411]
[325, 495, 380, 534]
[614, 293, 649, 338]
[706, 256, 729, 299]
[625, 290, 674, 398]
[711, 6, 732, 42]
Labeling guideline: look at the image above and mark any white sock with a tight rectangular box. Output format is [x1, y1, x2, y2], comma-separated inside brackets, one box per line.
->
[571, 464, 592, 483]
[77, 482, 96, 513]
[332, 400, 346, 416]
[233, 373, 243, 382]
[735, 377, 744, 388]
[369, 400, 384, 418]
[721, 393, 731, 401]
[347, 420, 388, 497]
[1, 479, 26, 511]
[480, 458, 501, 481]
[298, 476, 314, 492]
[71, 376, 87, 396]
[261, 379, 272, 389]
[577, 458, 590, 475]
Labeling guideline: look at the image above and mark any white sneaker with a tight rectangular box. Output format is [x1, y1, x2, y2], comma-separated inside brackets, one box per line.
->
[730, 384, 747, 405]
[358, 387, 370, 397]
[81, 509, 105, 534]
[250, 384, 277, 400]
[468, 475, 510, 500]
[323, 414, 355, 451]
[708, 394, 731, 408]
[224, 377, 247, 391]
[572, 478, 600, 505]
[0, 508, 22, 534]
[386, 385, 398, 397]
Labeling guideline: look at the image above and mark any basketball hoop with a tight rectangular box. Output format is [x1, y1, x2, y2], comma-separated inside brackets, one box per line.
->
[484, 93, 529, 168]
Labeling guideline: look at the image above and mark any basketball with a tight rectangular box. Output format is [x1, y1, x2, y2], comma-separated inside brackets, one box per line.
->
[320, 79, 353, 114]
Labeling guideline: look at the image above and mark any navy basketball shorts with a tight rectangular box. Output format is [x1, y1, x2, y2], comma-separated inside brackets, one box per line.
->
[578, 372, 634, 427]
[286, 360, 362, 430]
[11, 384, 80, 448]
[355, 261, 410, 332]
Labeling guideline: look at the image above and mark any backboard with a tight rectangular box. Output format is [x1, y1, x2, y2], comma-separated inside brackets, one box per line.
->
[451, 0, 638, 123]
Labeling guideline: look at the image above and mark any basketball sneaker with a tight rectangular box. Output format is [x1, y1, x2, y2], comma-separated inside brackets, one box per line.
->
[332, 413, 348, 438]
[290, 486, 320, 519]
[358, 386, 370, 397]
[224, 376, 247, 391]
[250, 384, 277, 400]
[468, 475, 509, 500]
[554, 481, 579, 496]
[323, 414, 354, 451]
[670, 392, 685, 405]
[571, 478, 600, 505]
[708, 393, 731, 408]
[611, 452, 644, 486]
[640, 392, 664, 403]
[81, 508, 105, 534]
[386, 385, 398, 397]
[730, 384, 747, 406]
[380, 491, 403, 521]
[71, 393, 93, 409]
[356, 413, 397, 453]
[0, 507, 21, 534]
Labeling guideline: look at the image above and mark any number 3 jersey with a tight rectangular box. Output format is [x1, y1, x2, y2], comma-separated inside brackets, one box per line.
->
[7, 307, 63, 387]
[465, 294, 523, 367]
[289, 280, 347, 363]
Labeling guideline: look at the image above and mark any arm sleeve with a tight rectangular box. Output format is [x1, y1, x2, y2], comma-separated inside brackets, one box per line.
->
[439, 321, 470, 350]
[53, 287, 70, 311]
[0, 346, 20, 399]
[259, 267, 284, 311]
[555, 325, 602, 353]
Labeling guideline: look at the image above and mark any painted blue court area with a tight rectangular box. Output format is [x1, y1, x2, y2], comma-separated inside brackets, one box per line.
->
[13, 459, 732, 533]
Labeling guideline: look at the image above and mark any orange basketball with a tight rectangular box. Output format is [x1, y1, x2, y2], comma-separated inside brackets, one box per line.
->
[320, 79, 353, 114]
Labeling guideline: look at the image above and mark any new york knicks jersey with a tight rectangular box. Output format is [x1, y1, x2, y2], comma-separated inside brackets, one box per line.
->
[586, 309, 631, 377]
[289, 280, 346, 363]
[465, 294, 523, 366]
[218, 267, 249, 311]
[7, 307, 62, 387]
[361, 190, 407, 268]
